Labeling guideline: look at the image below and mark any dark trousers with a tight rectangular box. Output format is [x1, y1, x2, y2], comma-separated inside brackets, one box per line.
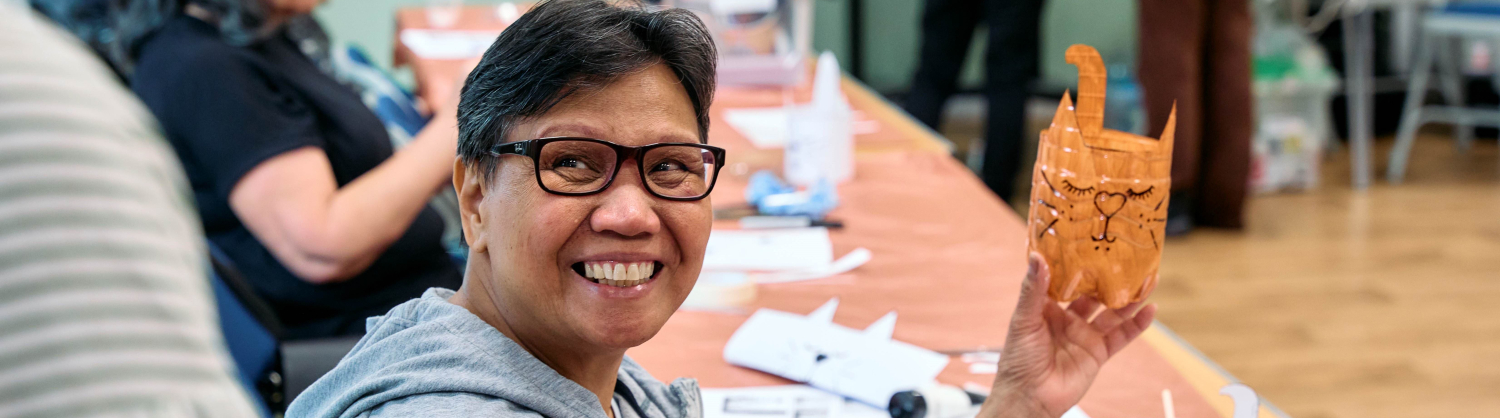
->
[904, 0, 1046, 201]
[1137, 0, 1253, 228]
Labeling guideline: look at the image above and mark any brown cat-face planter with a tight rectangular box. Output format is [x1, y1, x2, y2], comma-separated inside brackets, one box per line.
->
[1028, 45, 1175, 309]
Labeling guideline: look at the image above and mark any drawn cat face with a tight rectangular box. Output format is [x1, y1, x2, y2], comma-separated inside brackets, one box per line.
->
[1026, 45, 1175, 309]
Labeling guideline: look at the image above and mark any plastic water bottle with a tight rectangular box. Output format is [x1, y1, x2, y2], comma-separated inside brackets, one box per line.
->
[785, 51, 854, 186]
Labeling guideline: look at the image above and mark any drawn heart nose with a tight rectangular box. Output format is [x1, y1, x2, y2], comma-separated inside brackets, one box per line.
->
[1095, 192, 1126, 217]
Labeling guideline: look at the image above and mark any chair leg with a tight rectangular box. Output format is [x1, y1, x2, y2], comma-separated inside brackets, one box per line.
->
[1389, 34, 1436, 183]
[1437, 36, 1473, 151]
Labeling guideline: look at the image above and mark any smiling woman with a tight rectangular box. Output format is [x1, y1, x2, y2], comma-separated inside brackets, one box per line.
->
[287, 1, 720, 417]
[287, 1, 1158, 417]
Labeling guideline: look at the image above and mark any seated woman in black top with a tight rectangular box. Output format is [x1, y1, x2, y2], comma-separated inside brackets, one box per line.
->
[120, 0, 462, 339]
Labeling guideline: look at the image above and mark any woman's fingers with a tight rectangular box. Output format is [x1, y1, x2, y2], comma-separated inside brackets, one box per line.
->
[1104, 304, 1157, 357]
[1066, 296, 1099, 321]
[1123, 304, 1156, 341]
[1089, 301, 1143, 332]
[1102, 326, 1130, 357]
[1057, 304, 1114, 362]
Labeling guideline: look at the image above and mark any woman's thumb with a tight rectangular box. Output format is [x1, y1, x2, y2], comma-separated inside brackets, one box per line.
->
[1012, 253, 1053, 323]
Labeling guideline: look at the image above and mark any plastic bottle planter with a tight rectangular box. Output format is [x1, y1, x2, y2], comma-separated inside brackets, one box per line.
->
[1027, 45, 1176, 309]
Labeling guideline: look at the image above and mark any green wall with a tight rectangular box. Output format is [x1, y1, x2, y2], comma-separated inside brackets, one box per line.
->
[1037, 0, 1138, 91]
[313, 0, 517, 71]
[312, 0, 1138, 93]
[845, 0, 1139, 92]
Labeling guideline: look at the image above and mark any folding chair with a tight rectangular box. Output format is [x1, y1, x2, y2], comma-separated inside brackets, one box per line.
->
[1387, 1, 1500, 182]
[208, 243, 361, 414]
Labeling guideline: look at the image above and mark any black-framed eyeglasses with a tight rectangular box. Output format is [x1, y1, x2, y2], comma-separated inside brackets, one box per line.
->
[488, 137, 727, 201]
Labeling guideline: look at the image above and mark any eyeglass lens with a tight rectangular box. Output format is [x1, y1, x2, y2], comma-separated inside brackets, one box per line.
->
[536, 140, 718, 198]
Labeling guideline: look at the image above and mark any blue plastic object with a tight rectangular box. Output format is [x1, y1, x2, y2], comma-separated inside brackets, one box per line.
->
[744, 170, 839, 219]
[334, 45, 431, 139]
[745, 170, 794, 203]
[1443, 2, 1500, 16]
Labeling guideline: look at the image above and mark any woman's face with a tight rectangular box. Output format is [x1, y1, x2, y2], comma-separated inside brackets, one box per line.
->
[462, 63, 711, 351]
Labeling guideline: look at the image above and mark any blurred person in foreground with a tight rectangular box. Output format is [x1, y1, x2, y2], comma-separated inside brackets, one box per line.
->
[0, 5, 260, 417]
[26, 0, 118, 76]
[287, 1, 1157, 417]
[1137, 0, 1253, 232]
[104, 0, 464, 339]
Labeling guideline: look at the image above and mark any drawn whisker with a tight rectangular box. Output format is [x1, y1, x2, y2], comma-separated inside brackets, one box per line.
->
[1037, 218, 1059, 239]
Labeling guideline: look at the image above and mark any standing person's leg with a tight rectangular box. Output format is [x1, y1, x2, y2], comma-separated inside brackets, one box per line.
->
[904, 0, 984, 129]
[1195, 0, 1252, 228]
[1137, 0, 1206, 232]
[977, 0, 1046, 201]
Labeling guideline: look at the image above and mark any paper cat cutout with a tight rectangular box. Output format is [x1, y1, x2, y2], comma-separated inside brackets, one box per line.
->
[1027, 44, 1175, 309]
[722, 298, 949, 407]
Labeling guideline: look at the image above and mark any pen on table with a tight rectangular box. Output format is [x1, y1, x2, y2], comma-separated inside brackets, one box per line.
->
[935, 347, 998, 356]
[738, 215, 844, 230]
[712, 205, 759, 220]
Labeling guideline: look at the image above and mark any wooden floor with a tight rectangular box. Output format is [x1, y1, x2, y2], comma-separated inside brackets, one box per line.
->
[1153, 132, 1500, 418]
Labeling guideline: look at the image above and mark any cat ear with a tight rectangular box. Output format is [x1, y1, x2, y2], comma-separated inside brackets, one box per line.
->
[1155, 102, 1177, 160]
[1051, 90, 1076, 128]
[862, 311, 897, 340]
[807, 298, 838, 324]
[1065, 44, 1107, 140]
[1148, 103, 1177, 179]
[1048, 90, 1086, 151]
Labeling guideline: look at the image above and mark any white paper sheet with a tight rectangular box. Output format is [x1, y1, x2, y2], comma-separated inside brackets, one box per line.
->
[723, 299, 950, 407]
[708, 0, 778, 15]
[1063, 406, 1093, 418]
[398, 29, 502, 60]
[700, 385, 891, 418]
[722, 107, 790, 149]
[701, 386, 1091, 418]
[752, 247, 870, 284]
[722, 106, 879, 149]
[701, 385, 843, 418]
[703, 228, 833, 271]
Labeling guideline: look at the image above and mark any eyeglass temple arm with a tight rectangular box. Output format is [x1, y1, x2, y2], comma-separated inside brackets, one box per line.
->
[490, 141, 529, 156]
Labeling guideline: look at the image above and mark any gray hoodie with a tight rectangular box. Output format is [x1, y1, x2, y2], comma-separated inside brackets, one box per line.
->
[287, 288, 703, 418]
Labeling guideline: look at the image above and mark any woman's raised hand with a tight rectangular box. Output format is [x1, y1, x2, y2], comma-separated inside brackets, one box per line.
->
[979, 254, 1157, 418]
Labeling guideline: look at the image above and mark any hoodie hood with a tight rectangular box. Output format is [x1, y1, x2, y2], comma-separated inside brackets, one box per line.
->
[287, 288, 701, 418]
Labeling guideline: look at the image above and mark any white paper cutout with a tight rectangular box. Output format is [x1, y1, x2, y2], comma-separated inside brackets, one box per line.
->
[1219, 383, 1260, 418]
[722, 298, 950, 406]
[862, 311, 897, 340]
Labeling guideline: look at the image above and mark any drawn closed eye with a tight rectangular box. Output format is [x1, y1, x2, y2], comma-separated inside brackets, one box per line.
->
[1061, 180, 1095, 196]
[1126, 186, 1155, 200]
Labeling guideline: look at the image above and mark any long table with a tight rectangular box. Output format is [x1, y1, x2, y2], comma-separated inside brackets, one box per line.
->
[394, 7, 1286, 418]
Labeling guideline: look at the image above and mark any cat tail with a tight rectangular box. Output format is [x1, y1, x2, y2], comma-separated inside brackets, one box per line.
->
[1064, 44, 1107, 139]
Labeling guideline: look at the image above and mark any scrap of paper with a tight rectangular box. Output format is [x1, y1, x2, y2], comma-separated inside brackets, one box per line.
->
[703, 228, 834, 272]
[723, 107, 790, 149]
[723, 299, 949, 407]
[399, 29, 502, 60]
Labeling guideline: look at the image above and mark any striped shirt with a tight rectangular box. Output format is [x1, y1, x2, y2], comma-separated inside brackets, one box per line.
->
[0, 6, 260, 418]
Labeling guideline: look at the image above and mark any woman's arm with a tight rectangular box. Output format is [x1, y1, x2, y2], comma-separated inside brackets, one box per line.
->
[228, 108, 459, 284]
[978, 254, 1158, 418]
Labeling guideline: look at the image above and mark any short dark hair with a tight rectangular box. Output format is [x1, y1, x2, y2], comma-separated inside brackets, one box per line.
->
[456, 0, 717, 178]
